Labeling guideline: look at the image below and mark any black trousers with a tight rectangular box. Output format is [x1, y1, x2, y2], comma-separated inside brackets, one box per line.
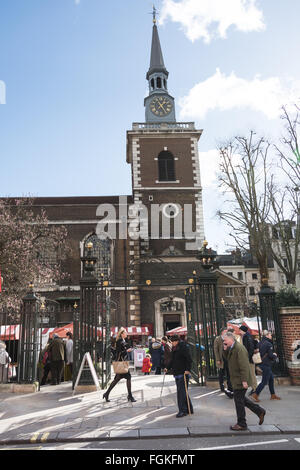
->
[51, 360, 64, 385]
[233, 389, 264, 428]
[219, 359, 233, 392]
[40, 363, 51, 385]
[175, 375, 193, 414]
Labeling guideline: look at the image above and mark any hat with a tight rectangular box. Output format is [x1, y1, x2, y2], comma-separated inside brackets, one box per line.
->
[170, 335, 180, 342]
[53, 333, 59, 339]
[239, 325, 248, 332]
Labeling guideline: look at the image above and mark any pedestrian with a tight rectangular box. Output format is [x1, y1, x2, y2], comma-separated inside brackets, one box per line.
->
[65, 331, 73, 379]
[252, 330, 281, 402]
[161, 336, 172, 369]
[149, 337, 164, 375]
[103, 327, 136, 402]
[222, 331, 266, 431]
[165, 334, 193, 418]
[142, 354, 152, 375]
[239, 325, 257, 395]
[213, 327, 233, 396]
[40, 339, 52, 386]
[0, 340, 11, 383]
[48, 333, 65, 385]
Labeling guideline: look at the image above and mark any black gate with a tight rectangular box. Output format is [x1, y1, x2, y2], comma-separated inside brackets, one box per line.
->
[73, 242, 111, 390]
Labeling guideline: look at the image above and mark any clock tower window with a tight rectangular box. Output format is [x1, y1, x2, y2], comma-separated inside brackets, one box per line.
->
[158, 151, 176, 181]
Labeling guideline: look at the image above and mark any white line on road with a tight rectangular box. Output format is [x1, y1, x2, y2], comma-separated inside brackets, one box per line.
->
[294, 438, 300, 444]
[196, 439, 289, 450]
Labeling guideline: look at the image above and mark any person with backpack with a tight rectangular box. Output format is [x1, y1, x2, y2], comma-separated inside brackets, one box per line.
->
[149, 338, 164, 375]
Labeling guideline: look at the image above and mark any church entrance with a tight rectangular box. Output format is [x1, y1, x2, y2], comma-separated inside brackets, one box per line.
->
[163, 314, 180, 334]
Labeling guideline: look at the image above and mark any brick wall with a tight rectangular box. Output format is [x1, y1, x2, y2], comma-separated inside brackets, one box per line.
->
[280, 307, 300, 385]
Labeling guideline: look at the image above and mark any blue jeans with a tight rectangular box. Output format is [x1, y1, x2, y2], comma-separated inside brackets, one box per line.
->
[255, 364, 275, 396]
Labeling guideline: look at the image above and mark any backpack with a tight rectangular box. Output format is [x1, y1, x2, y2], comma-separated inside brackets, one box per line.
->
[0, 348, 8, 365]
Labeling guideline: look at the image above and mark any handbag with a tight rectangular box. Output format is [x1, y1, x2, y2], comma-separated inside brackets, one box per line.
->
[112, 360, 129, 374]
[252, 351, 262, 364]
[112, 351, 129, 374]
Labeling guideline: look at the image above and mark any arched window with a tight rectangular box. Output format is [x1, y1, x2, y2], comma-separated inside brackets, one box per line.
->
[156, 77, 162, 88]
[83, 234, 111, 281]
[158, 151, 176, 181]
[150, 78, 155, 91]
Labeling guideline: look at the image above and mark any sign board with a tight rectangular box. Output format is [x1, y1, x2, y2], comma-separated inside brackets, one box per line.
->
[134, 348, 146, 368]
[72, 352, 100, 395]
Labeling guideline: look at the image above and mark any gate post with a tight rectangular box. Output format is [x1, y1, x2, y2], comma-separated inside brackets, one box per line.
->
[258, 281, 288, 377]
[73, 241, 99, 391]
[18, 283, 39, 388]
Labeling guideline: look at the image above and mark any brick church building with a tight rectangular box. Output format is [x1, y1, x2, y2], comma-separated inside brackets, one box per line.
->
[32, 15, 245, 337]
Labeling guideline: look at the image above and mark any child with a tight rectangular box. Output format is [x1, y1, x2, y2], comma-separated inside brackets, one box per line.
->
[142, 354, 152, 375]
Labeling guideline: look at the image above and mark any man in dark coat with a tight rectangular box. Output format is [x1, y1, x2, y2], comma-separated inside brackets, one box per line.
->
[239, 325, 257, 394]
[223, 332, 266, 431]
[165, 335, 193, 418]
[49, 334, 65, 385]
[150, 338, 164, 374]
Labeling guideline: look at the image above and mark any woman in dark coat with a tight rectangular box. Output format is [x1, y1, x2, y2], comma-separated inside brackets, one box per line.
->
[252, 330, 281, 402]
[102, 327, 136, 402]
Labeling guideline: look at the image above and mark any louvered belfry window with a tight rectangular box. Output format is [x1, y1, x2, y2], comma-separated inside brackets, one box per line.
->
[158, 151, 176, 181]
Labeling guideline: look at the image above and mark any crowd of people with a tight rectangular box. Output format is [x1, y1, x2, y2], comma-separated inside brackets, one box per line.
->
[37, 322, 282, 430]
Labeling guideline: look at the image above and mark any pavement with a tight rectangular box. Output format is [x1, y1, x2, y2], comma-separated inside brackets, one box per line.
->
[0, 372, 300, 446]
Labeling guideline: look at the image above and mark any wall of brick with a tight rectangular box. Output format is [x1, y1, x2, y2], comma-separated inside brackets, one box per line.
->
[280, 307, 300, 385]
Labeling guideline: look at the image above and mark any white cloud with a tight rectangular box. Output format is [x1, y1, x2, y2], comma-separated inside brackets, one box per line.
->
[75, 0, 80, 4]
[198, 149, 220, 189]
[179, 69, 300, 120]
[160, 0, 265, 43]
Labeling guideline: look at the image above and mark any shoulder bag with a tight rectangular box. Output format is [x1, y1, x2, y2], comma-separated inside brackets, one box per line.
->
[112, 352, 129, 375]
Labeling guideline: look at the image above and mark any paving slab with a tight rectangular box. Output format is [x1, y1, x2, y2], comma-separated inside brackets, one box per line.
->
[109, 429, 139, 440]
[276, 424, 300, 433]
[248, 425, 280, 434]
[139, 427, 189, 439]
[188, 426, 250, 436]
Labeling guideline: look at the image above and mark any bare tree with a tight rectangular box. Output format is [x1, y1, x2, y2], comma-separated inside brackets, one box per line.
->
[217, 131, 272, 284]
[218, 105, 300, 286]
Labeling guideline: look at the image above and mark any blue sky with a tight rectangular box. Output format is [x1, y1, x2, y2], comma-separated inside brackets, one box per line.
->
[0, 0, 300, 251]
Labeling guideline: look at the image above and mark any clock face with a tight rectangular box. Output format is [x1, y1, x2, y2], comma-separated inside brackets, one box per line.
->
[150, 96, 173, 117]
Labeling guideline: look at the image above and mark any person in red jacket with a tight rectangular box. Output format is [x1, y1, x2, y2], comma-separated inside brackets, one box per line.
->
[142, 354, 152, 375]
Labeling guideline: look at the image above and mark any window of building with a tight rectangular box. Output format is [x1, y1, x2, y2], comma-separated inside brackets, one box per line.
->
[238, 272, 243, 280]
[225, 287, 234, 297]
[249, 287, 255, 296]
[156, 77, 162, 88]
[227, 272, 233, 277]
[252, 273, 258, 280]
[158, 151, 176, 181]
[83, 234, 111, 281]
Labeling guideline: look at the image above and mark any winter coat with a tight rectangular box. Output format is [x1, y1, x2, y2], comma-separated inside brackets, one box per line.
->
[167, 341, 192, 376]
[150, 341, 164, 368]
[162, 341, 172, 368]
[142, 357, 152, 373]
[242, 332, 255, 363]
[49, 337, 65, 362]
[259, 336, 277, 367]
[224, 340, 253, 390]
[115, 338, 130, 361]
[213, 335, 224, 369]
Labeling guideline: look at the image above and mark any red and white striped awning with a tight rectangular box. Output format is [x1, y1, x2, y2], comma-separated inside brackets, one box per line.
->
[110, 326, 149, 337]
[0, 324, 20, 341]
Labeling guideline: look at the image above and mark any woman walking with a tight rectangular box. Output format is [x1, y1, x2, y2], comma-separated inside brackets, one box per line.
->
[252, 330, 281, 402]
[102, 327, 136, 403]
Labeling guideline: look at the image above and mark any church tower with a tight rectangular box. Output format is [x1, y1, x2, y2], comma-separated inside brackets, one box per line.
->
[126, 9, 205, 334]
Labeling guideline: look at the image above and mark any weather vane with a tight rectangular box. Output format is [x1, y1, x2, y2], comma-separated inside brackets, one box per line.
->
[151, 4, 158, 24]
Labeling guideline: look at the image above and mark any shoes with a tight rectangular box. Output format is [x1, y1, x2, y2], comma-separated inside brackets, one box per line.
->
[220, 386, 225, 392]
[270, 394, 281, 400]
[128, 395, 137, 402]
[103, 393, 110, 402]
[224, 389, 234, 399]
[258, 409, 266, 425]
[230, 424, 248, 431]
[251, 392, 260, 402]
[176, 412, 187, 418]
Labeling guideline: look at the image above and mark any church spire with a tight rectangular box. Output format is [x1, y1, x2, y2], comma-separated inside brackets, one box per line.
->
[147, 6, 168, 81]
[144, 6, 176, 123]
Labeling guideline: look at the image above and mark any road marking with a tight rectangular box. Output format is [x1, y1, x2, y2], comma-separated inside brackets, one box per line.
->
[196, 439, 289, 450]
[41, 432, 50, 442]
[295, 438, 300, 444]
[30, 433, 39, 443]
